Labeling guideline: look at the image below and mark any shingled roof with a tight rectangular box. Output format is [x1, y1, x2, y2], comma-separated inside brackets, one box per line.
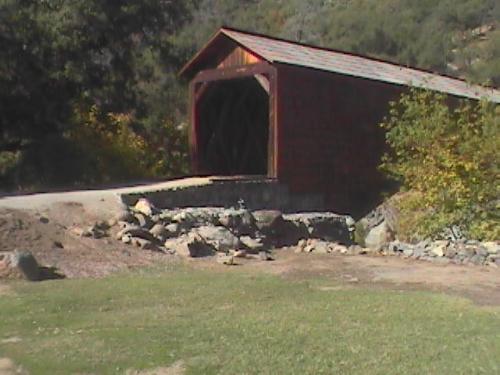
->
[181, 27, 500, 103]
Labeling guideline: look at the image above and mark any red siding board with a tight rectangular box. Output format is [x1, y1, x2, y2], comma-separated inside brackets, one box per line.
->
[275, 63, 403, 213]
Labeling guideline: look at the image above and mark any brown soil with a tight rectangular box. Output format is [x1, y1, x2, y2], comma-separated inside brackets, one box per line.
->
[1, 205, 499, 306]
[242, 250, 500, 306]
[0, 206, 173, 279]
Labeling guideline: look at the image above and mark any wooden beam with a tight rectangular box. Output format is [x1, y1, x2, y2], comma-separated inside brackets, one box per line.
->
[254, 74, 270, 93]
[193, 63, 274, 84]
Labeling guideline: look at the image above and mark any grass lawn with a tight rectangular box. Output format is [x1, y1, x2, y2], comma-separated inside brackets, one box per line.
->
[0, 264, 499, 375]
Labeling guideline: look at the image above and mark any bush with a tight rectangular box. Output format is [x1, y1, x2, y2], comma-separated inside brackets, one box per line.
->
[380, 89, 499, 241]
[0, 105, 189, 191]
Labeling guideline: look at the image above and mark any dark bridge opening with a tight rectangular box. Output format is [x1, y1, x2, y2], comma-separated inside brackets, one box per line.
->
[196, 76, 269, 176]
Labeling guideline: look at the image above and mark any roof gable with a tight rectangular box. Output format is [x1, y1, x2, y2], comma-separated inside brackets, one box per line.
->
[180, 27, 500, 103]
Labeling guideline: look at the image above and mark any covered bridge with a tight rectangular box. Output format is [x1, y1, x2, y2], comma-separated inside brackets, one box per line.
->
[180, 27, 500, 215]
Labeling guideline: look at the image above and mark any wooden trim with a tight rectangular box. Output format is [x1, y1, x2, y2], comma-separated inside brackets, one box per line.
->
[190, 63, 278, 178]
[189, 80, 200, 173]
[193, 63, 274, 84]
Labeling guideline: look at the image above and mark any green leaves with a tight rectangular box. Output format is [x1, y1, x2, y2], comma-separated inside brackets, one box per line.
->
[380, 88, 499, 240]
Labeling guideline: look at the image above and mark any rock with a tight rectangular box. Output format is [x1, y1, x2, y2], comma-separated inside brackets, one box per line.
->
[121, 234, 132, 244]
[475, 246, 489, 257]
[283, 212, 352, 244]
[347, 244, 366, 255]
[233, 250, 247, 258]
[134, 213, 153, 229]
[252, 210, 309, 247]
[172, 211, 196, 224]
[304, 244, 315, 253]
[0, 251, 41, 281]
[217, 254, 235, 265]
[39, 216, 50, 224]
[115, 210, 136, 224]
[308, 240, 331, 254]
[239, 236, 264, 253]
[430, 240, 448, 257]
[133, 238, 162, 252]
[444, 244, 458, 258]
[330, 242, 348, 254]
[252, 210, 283, 232]
[165, 223, 180, 237]
[164, 233, 215, 258]
[403, 248, 414, 257]
[413, 245, 427, 259]
[69, 226, 86, 237]
[84, 221, 109, 239]
[116, 225, 156, 243]
[53, 241, 64, 249]
[133, 198, 155, 216]
[192, 226, 240, 253]
[358, 200, 399, 235]
[483, 242, 499, 255]
[364, 221, 394, 251]
[297, 239, 308, 248]
[149, 224, 168, 241]
[218, 209, 257, 236]
[470, 254, 486, 266]
[259, 251, 274, 261]
[81, 228, 93, 237]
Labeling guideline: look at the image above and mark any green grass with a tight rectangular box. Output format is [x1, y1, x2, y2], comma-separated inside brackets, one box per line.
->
[0, 265, 499, 375]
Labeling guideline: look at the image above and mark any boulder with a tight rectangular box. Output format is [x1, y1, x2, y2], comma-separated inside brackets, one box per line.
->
[133, 238, 163, 252]
[252, 210, 284, 233]
[84, 221, 109, 239]
[483, 242, 499, 255]
[307, 240, 332, 254]
[165, 223, 180, 237]
[116, 225, 156, 243]
[253, 210, 308, 247]
[218, 209, 257, 236]
[239, 236, 264, 253]
[470, 254, 486, 266]
[430, 240, 449, 257]
[193, 226, 240, 253]
[364, 221, 394, 251]
[134, 213, 154, 229]
[149, 224, 168, 241]
[164, 233, 215, 258]
[283, 212, 351, 244]
[0, 251, 41, 281]
[232, 249, 247, 258]
[133, 198, 155, 216]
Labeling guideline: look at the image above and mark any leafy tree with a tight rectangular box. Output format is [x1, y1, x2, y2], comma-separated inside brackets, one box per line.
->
[380, 89, 499, 240]
[0, 0, 189, 188]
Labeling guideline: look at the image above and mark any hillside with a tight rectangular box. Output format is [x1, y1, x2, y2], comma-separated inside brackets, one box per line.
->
[1, 0, 499, 190]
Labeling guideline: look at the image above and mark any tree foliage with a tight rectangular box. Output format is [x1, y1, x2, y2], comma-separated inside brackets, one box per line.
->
[1, 0, 499, 190]
[380, 89, 499, 240]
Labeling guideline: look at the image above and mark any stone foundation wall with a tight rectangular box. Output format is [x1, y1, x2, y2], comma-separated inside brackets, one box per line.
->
[120, 178, 325, 212]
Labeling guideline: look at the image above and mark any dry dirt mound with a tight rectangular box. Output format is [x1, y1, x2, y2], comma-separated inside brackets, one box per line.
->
[0, 205, 173, 279]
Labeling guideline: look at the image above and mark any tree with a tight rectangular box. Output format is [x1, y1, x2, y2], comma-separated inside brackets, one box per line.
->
[0, 0, 189, 188]
[380, 89, 499, 240]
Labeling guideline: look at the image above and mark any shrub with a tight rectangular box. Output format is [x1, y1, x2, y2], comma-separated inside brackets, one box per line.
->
[0, 105, 189, 191]
[380, 88, 499, 241]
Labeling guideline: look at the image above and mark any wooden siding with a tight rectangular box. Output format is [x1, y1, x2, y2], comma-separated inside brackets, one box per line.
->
[217, 46, 261, 68]
[275, 63, 404, 215]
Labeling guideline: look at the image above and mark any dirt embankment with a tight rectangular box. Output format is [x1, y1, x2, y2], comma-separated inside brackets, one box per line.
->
[0, 204, 171, 279]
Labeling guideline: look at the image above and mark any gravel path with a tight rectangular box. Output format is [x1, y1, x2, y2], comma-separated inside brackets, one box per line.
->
[0, 177, 211, 218]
